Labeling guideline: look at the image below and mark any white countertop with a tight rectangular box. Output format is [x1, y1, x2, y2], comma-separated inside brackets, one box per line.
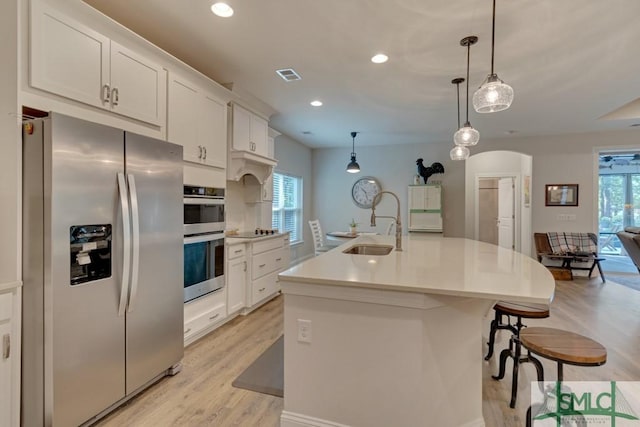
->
[279, 234, 555, 304]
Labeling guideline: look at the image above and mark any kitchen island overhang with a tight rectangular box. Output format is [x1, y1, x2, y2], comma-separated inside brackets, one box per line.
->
[278, 234, 555, 427]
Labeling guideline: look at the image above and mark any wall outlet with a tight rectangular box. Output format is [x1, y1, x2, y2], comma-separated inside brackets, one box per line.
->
[297, 319, 312, 343]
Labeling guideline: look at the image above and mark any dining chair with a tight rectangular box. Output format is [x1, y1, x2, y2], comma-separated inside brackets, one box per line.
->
[309, 219, 339, 256]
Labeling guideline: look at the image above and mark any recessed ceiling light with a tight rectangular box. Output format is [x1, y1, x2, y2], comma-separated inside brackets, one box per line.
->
[211, 2, 233, 17]
[371, 54, 389, 64]
[310, 100, 323, 107]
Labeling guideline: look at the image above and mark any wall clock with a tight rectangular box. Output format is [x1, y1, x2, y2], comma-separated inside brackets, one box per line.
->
[351, 176, 382, 209]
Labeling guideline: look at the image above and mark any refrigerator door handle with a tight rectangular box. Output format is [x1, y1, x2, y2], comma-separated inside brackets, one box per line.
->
[127, 173, 141, 313]
[117, 173, 131, 316]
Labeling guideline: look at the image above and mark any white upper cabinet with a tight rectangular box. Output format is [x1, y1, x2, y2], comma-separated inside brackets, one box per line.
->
[167, 74, 227, 169]
[230, 104, 271, 159]
[30, 1, 166, 126]
[408, 185, 443, 232]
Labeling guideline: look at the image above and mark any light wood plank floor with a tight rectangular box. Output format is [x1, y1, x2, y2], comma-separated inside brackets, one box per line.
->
[96, 278, 640, 427]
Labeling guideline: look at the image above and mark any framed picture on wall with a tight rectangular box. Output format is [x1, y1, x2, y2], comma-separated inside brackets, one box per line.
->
[545, 184, 579, 206]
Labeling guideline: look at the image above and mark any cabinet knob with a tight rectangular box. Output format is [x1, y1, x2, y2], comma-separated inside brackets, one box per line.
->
[203, 147, 207, 160]
[198, 145, 203, 159]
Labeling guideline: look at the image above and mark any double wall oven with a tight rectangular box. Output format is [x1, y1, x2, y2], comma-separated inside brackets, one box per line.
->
[183, 185, 225, 303]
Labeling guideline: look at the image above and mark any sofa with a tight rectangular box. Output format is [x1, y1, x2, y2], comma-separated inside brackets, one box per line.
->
[616, 227, 640, 273]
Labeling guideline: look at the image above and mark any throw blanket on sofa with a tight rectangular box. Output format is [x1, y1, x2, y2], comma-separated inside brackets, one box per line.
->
[547, 232, 598, 255]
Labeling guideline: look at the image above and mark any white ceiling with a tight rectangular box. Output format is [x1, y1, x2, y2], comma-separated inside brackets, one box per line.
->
[84, 0, 640, 149]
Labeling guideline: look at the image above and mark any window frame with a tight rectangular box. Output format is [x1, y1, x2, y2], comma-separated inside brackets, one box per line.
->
[272, 171, 303, 245]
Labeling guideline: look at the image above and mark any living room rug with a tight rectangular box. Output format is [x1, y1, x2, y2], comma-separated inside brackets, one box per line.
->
[232, 335, 283, 398]
[606, 273, 640, 293]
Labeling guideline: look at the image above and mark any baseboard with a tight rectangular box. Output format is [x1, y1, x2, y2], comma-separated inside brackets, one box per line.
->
[280, 411, 351, 427]
[280, 411, 485, 427]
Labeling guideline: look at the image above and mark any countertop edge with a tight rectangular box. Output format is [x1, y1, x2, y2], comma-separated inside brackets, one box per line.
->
[278, 275, 554, 305]
[226, 232, 290, 244]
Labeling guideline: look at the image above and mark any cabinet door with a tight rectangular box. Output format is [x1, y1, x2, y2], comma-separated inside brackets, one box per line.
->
[168, 77, 201, 163]
[200, 94, 227, 169]
[227, 258, 246, 314]
[110, 41, 166, 125]
[250, 115, 269, 157]
[232, 104, 252, 152]
[0, 321, 10, 427]
[424, 186, 442, 210]
[409, 186, 427, 210]
[30, 1, 110, 109]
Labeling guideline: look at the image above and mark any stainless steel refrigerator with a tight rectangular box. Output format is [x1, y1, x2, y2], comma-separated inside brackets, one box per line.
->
[22, 113, 184, 426]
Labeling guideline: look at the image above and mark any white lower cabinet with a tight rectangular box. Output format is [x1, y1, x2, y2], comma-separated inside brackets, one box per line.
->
[246, 234, 290, 311]
[226, 243, 247, 315]
[183, 288, 227, 346]
[0, 287, 19, 427]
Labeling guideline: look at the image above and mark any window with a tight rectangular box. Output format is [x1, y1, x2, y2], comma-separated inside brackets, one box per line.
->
[272, 172, 302, 243]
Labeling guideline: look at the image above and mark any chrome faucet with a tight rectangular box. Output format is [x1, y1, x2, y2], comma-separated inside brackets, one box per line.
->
[370, 190, 402, 251]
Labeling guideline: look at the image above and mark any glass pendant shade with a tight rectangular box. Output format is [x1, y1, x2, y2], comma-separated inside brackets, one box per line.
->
[453, 122, 480, 146]
[473, 74, 514, 113]
[346, 154, 360, 173]
[450, 145, 470, 161]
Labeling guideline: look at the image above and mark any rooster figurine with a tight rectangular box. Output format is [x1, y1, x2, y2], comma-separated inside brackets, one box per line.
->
[416, 158, 445, 184]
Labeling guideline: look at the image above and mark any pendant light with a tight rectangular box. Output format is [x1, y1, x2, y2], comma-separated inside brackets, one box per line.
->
[454, 36, 480, 147]
[473, 0, 514, 113]
[346, 131, 360, 173]
[450, 78, 470, 161]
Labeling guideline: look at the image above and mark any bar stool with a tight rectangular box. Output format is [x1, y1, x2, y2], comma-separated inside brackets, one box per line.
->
[520, 327, 607, 427]
[486, 301, 550, 408]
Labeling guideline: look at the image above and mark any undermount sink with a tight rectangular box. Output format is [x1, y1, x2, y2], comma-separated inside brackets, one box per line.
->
[342, 244, 394, 255]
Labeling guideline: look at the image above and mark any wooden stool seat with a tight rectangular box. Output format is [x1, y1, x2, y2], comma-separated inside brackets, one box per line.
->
[493, 301, 550, 319]
[519, 327, 606, 367]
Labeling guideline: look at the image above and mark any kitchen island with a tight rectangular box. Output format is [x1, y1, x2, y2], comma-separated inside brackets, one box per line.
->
[278, 233, 555, 427]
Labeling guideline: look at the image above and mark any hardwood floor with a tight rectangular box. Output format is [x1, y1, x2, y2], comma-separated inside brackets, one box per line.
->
[96, 278, 640, 427]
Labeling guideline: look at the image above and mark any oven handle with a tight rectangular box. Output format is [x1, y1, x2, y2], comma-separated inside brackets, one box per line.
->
[183, 197, 224, 205]
[183, 233, 225, 245]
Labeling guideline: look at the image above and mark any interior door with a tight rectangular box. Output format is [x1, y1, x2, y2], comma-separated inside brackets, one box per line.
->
[498, 178, 515, 250]
[124, 133, 184, 393]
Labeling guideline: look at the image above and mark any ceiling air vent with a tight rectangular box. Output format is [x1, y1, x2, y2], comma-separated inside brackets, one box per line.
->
[276, 68, 301, 82]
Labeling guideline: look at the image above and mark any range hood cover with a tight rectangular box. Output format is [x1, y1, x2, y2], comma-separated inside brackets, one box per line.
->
[227, 150, 277, 184]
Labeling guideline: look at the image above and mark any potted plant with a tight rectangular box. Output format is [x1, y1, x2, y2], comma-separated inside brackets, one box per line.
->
[349, 218, 358, 234]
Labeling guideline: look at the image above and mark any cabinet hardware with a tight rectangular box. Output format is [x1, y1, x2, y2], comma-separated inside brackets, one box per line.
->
[203, 147, 207, 160]
[276, 258, 282, 262]
[259, 287, 266, 292]
[111, 87, 119, 106]
[244, 261, 247, 271]
[184, 328, 192, 334]
[198, 145, 203, 159]
[259, 263, 266, 268]
[102, 84, 110, 103]
[2, 334, 9, 359]
[234, 249, 242, 254]
[209, 313, 220, 321]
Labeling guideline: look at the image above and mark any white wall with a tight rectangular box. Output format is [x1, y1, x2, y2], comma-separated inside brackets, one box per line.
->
[0, 0, 20, 284]
[312, 129, 640, 252]
[312, 142, 464, 238]
[274, 133, 314, 263]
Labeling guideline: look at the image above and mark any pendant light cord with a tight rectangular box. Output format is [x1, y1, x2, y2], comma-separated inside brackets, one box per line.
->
[491, 0, 496, 75]
[465, 42, 470, 123]
[456, 83, 461, 128]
